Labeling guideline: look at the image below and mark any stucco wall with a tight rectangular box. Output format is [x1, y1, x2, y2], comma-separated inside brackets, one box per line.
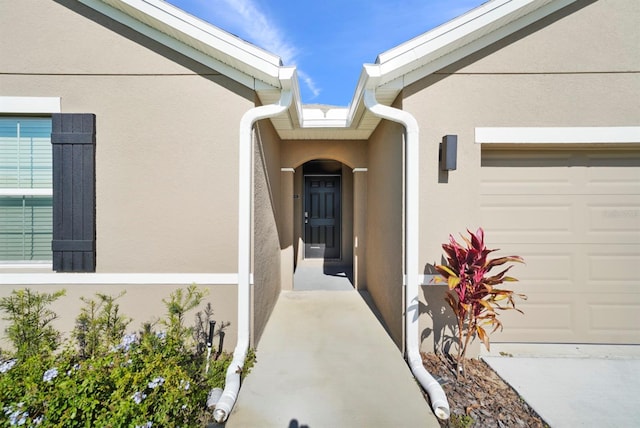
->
[252, 120, 283, 344]
[403, 0, 640, 352]
[1, 0, 253, 273]
[365, 118, 405, 348]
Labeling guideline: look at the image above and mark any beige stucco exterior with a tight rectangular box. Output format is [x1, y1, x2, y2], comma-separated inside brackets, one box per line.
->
[364, 117, 405, 348]
[0, 0, 252, 350]
[404, 0, 640, 349]
[1, 0, 253, 274]
[1, 0, 639, 357]
[253, 119, 283, 344]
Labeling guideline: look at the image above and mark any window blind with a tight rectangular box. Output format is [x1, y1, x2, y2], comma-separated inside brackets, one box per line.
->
[0, 118, 52, 261]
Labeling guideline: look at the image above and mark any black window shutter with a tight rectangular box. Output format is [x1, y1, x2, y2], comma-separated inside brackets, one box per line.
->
[51, 114, 96, 272]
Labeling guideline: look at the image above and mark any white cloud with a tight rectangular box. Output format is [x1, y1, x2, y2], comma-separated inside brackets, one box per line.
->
[298, 70, 321, 100]
[192, 0, 319, 98]
[218, 0, 297, 63]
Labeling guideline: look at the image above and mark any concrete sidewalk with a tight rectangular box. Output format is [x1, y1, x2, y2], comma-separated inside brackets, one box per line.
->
[483, 344, 640, 428]
[225, 290, 440, 427]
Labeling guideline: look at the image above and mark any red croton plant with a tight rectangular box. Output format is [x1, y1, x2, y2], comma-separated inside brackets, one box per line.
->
[435, 227, 525, 377]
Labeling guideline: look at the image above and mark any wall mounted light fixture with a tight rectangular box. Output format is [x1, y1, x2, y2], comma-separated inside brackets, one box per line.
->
[440, 135, 457, 171]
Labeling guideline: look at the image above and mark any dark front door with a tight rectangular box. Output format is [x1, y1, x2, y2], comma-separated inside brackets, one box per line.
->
[304, 175, 341, 259]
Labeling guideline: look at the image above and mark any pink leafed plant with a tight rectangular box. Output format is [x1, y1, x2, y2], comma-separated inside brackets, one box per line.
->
[435, 227, 525, 377]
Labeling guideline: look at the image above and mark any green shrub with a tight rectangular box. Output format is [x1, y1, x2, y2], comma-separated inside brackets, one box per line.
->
[74, 291, 131, 358]
[0, 288, 65, 360]
[0, 286, 249, 427]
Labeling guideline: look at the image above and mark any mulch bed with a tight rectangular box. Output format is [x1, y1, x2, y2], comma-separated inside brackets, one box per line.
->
[421, 353, 548, 428]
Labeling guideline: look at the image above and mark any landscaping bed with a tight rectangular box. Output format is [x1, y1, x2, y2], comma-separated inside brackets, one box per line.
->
[422, 353, 547, 428]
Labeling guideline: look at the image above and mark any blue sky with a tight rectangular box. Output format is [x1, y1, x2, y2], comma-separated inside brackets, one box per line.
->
[166, 0, 487, 106]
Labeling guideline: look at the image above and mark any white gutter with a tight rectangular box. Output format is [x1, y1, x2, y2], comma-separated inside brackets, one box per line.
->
[213, 67, 295, 424]
[362, 66, 450, 420]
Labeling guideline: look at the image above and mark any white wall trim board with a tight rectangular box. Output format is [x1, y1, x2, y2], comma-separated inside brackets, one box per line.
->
[352, 168, 368, 173]
[280, 168, 295, 172]
[0, 273, 253, 285]
[0, 96, 61, 113]
[475, 127, 640, 144]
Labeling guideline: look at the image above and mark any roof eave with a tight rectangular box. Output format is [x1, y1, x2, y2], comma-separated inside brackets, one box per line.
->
[82, 0, 284, 89]
[349, 0, 579, 123]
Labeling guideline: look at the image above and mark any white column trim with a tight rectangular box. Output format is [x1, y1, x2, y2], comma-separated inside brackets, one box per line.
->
[352, 168, 368, 173]
[280, 168, 295, 172]
[475, 126, 640, 144]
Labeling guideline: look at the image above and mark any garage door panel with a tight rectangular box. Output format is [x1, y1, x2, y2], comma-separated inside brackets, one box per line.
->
[501, 249, 574, 293]
[507, 245, 638, 292]
[589, 303, 640, 336]
[491, 295, 578, 343]
[490, 294, 639, 343]
[481, 148, 640, 344]
[587, 249, 640, 296]
[588, 177, 640, 195]
[481, 197, 576, 243]
[588, 198, 640, 240]
[482, 198, 640, 243]
[586, 152, 640, 196]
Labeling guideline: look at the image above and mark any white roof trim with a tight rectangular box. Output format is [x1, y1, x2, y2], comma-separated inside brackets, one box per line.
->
[475, 127, 640, 144]
[301, 107, 350, 128]
[82, 0, 282, 89]
[356, 0, 577, 100]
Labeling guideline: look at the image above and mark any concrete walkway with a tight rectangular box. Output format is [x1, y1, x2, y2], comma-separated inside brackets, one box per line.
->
[225, 290, 440, 427]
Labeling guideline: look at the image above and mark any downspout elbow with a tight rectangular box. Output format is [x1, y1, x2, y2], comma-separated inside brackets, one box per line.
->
[213, 82, 293, 423]
[363, 87, 450, 420]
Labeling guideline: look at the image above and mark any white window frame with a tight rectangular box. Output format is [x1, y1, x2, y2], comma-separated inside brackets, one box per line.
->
[0, 96, 61, 269]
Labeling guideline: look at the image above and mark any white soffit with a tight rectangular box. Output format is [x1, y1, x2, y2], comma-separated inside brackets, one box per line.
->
[475, 127, 640, 144]
[83, 0, 282, 89]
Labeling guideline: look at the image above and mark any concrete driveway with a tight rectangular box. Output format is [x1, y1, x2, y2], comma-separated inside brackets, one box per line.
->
[483, 344, 640, 428]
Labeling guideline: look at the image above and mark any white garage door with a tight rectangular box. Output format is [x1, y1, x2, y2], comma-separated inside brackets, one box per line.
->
[480, 149, 640, 344]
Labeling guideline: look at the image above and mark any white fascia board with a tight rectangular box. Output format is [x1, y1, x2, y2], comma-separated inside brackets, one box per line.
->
[301, 107, 350, 128]
[377, 0, 519, 64]
[0, 96, 61, 113]
[375, 0, 576, 87]
[475, 127, 640, 144]
[0, 273, 254, 285]
[82, 0, 281, 89]
[130, 0, 281, 77]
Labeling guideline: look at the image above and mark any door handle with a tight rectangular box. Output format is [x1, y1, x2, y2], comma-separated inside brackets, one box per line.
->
[305, 211, 309, 223]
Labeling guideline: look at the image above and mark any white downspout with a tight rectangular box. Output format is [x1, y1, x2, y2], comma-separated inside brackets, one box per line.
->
[213, 69, 294, 424]
[363, 82, 450, 420]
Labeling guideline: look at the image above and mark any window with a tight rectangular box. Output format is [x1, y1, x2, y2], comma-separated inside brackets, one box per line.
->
[0, 118, 53, 262]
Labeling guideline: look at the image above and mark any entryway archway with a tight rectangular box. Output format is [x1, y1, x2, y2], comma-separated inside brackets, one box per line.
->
[278, 140, 368, 292]
[294, 159, 352, 290]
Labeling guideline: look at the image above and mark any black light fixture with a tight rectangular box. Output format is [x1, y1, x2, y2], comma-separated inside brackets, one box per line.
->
[440, 134, 457, 171]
